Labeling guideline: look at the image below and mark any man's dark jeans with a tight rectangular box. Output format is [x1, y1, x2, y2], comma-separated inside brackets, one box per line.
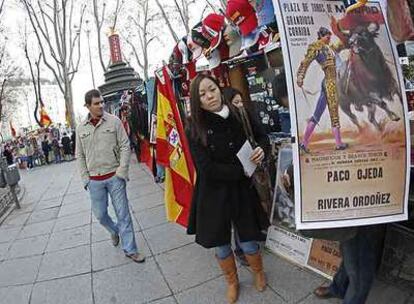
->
[329, 225, 385, 304]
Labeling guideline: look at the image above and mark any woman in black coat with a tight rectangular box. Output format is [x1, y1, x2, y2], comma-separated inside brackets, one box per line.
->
[187, 74, 269, 304]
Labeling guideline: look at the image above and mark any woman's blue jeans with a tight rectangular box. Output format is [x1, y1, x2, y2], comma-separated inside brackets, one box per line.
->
[216, 238, 259, 260]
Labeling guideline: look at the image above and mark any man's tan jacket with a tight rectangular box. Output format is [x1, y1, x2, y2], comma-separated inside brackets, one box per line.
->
[76, 112, 130, 186]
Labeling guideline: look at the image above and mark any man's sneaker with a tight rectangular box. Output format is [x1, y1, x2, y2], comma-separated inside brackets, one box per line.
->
[111, 234, 120, 247]
[125, 253, 146, 263]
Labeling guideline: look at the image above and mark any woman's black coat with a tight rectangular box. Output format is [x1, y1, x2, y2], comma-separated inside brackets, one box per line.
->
[187, 109, 270, 248]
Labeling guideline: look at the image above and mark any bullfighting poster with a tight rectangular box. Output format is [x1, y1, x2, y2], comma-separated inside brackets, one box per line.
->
[273, 0, 410, 229]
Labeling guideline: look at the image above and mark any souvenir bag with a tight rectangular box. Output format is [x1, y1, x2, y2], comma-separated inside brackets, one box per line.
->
[238, 107, 273, 218]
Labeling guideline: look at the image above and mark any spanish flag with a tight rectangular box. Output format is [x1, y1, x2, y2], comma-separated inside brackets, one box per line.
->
[39, 103, 52, 127]
[9, 121, 16, 138]
[155, 66, 195, 227]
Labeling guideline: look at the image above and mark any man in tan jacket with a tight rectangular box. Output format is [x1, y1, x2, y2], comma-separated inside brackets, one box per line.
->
[76, 89, 145, 263]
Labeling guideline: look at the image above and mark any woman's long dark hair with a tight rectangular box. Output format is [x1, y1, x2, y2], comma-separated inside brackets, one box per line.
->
[188, 74, 223, 146]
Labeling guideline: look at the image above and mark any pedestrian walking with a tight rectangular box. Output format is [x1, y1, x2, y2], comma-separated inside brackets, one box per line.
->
[313, 225, 385, 304]
[186, 75, 269, 303]
[51, 137, 62, 163]
[76, 89, 145, 263]
[70, 129, 76, 157]
[61, 132, 73, 161]
[3, 144, 14, 165]
[41, 135, 51, 165]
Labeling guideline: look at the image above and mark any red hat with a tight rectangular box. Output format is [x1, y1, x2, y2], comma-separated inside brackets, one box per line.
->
[202, 14, 225, 51]
[226, 0, 258, 36]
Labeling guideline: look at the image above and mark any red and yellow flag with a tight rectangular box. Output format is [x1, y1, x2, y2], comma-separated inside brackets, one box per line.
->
[40, 104, 52, 128]
[155, 66, 195, 227]
[9, 120, 16, 138]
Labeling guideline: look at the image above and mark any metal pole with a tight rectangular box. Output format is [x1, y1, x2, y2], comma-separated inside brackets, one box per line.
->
[10, 184, 20, 209]
[0, 157, 20, 209]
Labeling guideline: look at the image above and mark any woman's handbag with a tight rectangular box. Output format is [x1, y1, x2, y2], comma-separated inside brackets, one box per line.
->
[238, 107, 273, 219]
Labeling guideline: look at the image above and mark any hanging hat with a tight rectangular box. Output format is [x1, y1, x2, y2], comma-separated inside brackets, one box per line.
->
[201, 14, 225, 51]
[191, 22, 210, 49]
[178, 37, 190, 64]
[223, 24, 242, 57]
[226, 0, 258, 36]
[186, 34, 203, 61]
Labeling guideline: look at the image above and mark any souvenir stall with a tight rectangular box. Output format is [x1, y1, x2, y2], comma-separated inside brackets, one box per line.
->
[99, 29, 153, 166]
[153, 0, 414, 285]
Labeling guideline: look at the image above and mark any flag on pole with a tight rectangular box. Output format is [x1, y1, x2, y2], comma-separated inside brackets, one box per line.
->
[39, 102, 52, 128]
[155, 66, 195, 227]
[9, 120, 16, 138]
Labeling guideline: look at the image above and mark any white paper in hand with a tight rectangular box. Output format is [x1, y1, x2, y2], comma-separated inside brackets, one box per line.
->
[236, 140, 257, 177]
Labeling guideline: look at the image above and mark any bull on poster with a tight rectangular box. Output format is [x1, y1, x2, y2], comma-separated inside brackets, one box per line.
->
[273, 0, 410, 229]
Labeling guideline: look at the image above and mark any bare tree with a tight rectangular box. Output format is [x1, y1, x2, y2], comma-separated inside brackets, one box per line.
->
[20, 0, 86, 129]
[22, 25, 43, 127]
[0, 1, 23, 125]
[92, 0, 126, 73]
[154, 0, 180, 43]
[122, 0, 160, 81]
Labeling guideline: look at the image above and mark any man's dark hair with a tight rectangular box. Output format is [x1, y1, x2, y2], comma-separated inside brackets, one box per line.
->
[84, 89, 102, 106]
[317, 27, 332, 39]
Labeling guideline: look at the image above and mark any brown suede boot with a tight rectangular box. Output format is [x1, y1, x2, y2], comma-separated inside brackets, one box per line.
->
[245, 252, 266, 292]
[217, 254, 239, 303]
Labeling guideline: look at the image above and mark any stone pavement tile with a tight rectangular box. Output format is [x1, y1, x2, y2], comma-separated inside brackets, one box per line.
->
[263, 252, 325, 303]
[298, 293, 340, 304]
[7, 234, 49, 259]
[126, 178, 154, 190]
[135, 205, 168, 230]
[150, 297, 177, 304]
[0, 242, 9, 261]
[1, 212, 31, 228]
[35, 198, 62, 211]
[92, 231, 150, 271]
[27, 207, 60, 225]
[53, 211, 91, 232]
[58, 201, 91, 217]
[0, 284, 32, 304]
[0, 255, 42, 286]
[130, 191, 164, 212]
[17, 220, 55, 240]
[46, 225, 90, 252]
[93, 259, 171, 304]
[156, 243, 221, 293]
[143, 223, 194, 255]
[31, 273, 93, 304]
[129, 184, 163, 200]
[37, 245, 91, 281]
[91, 222, 112, 243]
[176, 267, 285, 304]
[62, 192, 89, 205]
[41, 192, 64, 202]
[0, 227, 21, 243]
[13, 202, 37, 214]
[366, 279, 411, 304]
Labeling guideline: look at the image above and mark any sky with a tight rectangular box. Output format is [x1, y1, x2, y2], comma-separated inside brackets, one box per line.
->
[3, 0, 217, 125]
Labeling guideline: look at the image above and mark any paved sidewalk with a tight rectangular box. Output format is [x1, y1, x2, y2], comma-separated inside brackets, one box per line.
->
[0, 158, 412, 304]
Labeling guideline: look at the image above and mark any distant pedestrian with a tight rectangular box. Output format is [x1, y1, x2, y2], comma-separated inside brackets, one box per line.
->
[3, 144, 14, 165]
[51, 137, 62, 163]
[70, 130, 76, 156]
[76, 89, 145, 263]
[41, 135, 51, 164]
[61, 132, 73, 161]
